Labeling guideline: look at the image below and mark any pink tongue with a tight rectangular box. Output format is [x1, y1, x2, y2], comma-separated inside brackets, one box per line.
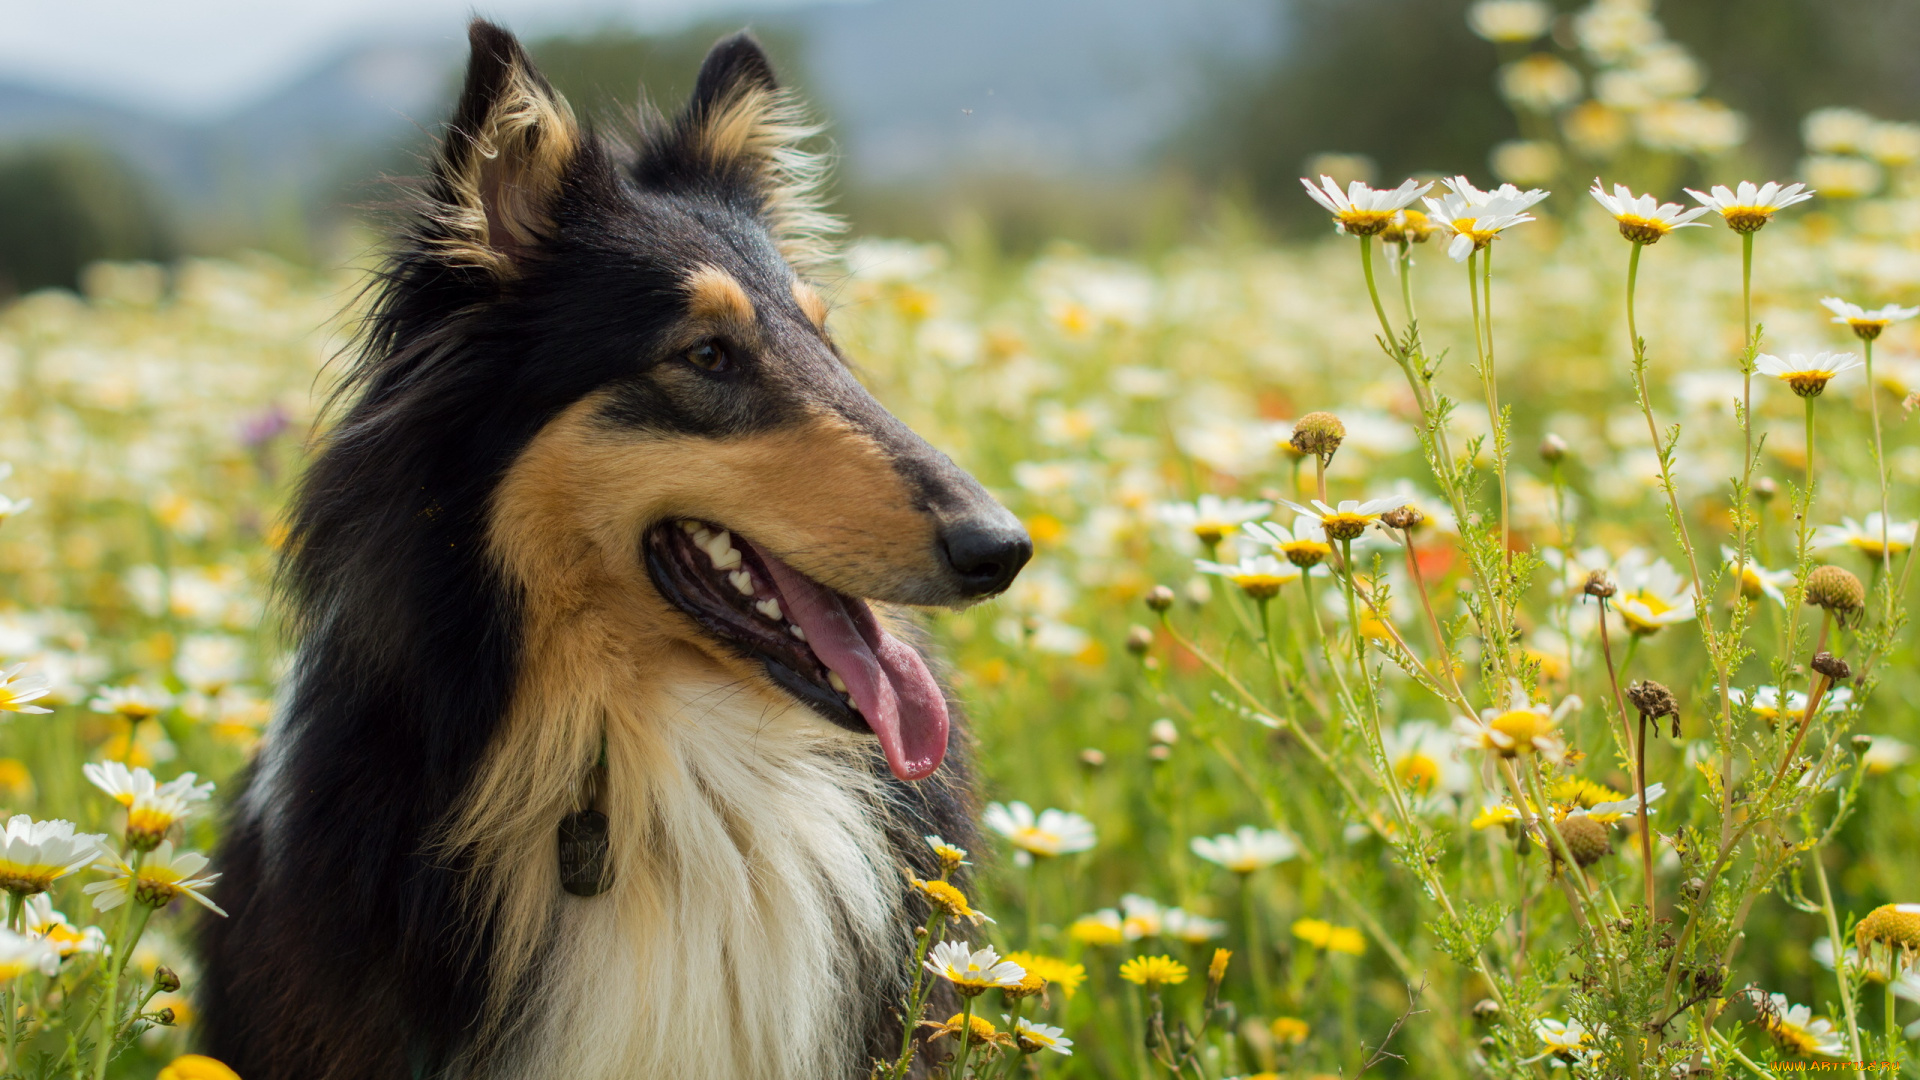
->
[756, 548, 950, 781]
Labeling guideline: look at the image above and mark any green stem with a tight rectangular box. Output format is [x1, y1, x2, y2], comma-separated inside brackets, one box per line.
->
[890, 911, 948, 1078]
[953, 995, 978, 1077]
[1812, 849, 1867, 1074]
[1240, 873, 1271, 1007]
[1864, 337, 1894, 627]
[1026, 862, 1041, 951]
[1482, 242, 1510, 564]
[91, 902, 153, 1080]
[1359, 235, 1397, 345]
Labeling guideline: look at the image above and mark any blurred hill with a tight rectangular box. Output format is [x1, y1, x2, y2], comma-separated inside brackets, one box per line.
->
[3, 0, 1920, 276]
[0, 0, 1277, 270]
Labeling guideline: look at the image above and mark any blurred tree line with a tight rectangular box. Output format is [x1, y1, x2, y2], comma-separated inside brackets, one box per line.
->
[1192, 0, 1920, 232]
[5, 0, 1920, 292]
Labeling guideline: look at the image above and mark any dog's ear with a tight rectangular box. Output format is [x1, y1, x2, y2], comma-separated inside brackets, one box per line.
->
[657, 32, 839, 270]
[422, 20, 580, 276]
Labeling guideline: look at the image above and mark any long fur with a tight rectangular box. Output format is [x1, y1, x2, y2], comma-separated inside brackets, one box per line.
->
[196, 20, 1010, 1080]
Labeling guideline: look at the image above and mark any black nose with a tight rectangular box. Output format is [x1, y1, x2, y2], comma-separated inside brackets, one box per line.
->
[939, 518, 1032, 597]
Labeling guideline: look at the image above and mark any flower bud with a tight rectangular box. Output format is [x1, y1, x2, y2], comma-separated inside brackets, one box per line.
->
[1803, 565, 1865, 617]
[1149, 718, 1179, 745]
[1145, 585, 1176, 612]
[1551, 814, 1613, 868]
[1810, 651, 1852, 682]
[1149, 744, 1173, 763]
[1079, 748, 1107, 770]
[1539, 433, 1568, 465]
[154, 1007, 176, 1027]
[1289, 411, 1346, 460]
[1753, 476, 1778, 503]
[1472, 998, 1501, 1021]
[1125, 624, 1154, 656]
[1852, 734, 1875, 754]
[1381, 505, 1423, 531]
[1582, 570, 1617, 599]
[154, 966, 181, 994]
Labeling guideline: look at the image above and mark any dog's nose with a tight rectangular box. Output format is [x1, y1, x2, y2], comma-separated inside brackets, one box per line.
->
[939, 518, 1032, 597]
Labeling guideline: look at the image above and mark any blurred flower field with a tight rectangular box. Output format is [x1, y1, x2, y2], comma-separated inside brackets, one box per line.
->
[5, 187, 1920, 1076]
[5, 1, 1920, 1074]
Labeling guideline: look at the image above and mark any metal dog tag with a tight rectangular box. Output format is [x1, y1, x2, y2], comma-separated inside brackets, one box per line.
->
[558, 809, 612, 896]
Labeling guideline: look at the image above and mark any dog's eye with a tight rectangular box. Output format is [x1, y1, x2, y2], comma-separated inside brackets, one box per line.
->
[683, 341, 730, 372]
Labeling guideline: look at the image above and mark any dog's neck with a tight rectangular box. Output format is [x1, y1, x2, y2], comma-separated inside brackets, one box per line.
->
[453, 634, 906, 1080]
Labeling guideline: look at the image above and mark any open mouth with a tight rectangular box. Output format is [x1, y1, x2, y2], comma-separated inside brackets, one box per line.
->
[643, 520, 951, 781]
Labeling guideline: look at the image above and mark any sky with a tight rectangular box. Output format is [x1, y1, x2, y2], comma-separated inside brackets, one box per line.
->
[0, 0, 842, 118]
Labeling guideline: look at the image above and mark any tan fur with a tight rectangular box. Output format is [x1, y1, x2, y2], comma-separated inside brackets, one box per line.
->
[447, 395, 944, 1076]
[693, 85, 842, 271]
[685, 266, 757, 325]
[431, 61, 579, 275]
[792, 281, 829, 330]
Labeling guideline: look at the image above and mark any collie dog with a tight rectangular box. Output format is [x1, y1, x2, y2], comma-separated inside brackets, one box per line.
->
[198, 22, 1029, 1079]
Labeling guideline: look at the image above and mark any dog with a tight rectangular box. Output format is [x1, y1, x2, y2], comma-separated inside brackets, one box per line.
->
[198, 21, 1029, 1079]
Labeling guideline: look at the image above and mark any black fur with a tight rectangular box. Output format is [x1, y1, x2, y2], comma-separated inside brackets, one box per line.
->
[198, 22, 997, 1079]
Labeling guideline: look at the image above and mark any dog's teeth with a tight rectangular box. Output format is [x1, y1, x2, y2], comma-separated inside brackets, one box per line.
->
[789, 624, 808, 642]
[679, 520, 701, 533]
[756, 598, 783, 620]
[828, 671, 848, 693]
[729, 570, 754, 595]
[713, 548, 741, 570]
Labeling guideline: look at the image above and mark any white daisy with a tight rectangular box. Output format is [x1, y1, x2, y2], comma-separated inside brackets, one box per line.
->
[1730, 685, 1852, 724]
[1381, 720, 1472, 795]
[1162, 908, 1229, 944]
[1532, 1017, 1595, 1062]
[1006, 1016, 1074, 1055]
[22, 895, 105, 958]
[87, 684, 172, 720]
[1154, 495, 1272, 547]
[1468, 0, 1552, 43]
[1423, 176, 1550, 262]
[0, 664, 53, 715]
[1859, 735, 1913, 776]
[1278, 497, 1403, 543]
[923, 941, 1025, 995]
[1190, 825, 1298, 873]
[1755, 351, 1863, 398]
[1193, 554, 1301, 599]
[0, 927, 59, 981]
[1611, 549, 1696, 636]
[1590, 180, 1711, 244]
[1755, 992, 1847, 1058]
[1684, 181, 1814, 233]
[1299, 176, 1433, 237]
[1821, 296, 1919, 341]
[84, 840, 226, 916]
[982, 802, 1096, 866]
[1813, 514, 1918, 559]
[1453, 682, 1574, 762]
[1585, 782, 1665, 823]
[1722, 546, 1793, 606]
[1242, 518, 1335, 569]
[1119, 894, 1165, 940]
[83, 763, 215, 850]
[0, 816, 108, 896]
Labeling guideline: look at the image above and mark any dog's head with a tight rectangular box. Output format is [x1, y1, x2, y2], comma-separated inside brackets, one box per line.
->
[354, 22, 1027, 782]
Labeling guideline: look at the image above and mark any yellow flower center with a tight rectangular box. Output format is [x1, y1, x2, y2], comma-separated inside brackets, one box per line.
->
[1781, 370, 1837, 398]
[1335, 208, 1396, 237]
[1231, 573, 1290, 600]
[1849, 535, 1910, 557]
[1397, 752, 1441, 793]
[1615, 214, 1674, 244]
[1192, 522, 1231, 544]
[1846, 319, 1887, 341]
[1280, 540, 1332, 567]
[1490, 709, 1552, 754]
[1619, 589, 1674, 634]
[1720, 206, 1775, 233]
[1321, 512, 1372, 541]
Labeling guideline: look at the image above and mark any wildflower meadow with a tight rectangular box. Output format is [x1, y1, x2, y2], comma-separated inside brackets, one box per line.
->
[4, 1, 1920, 1077]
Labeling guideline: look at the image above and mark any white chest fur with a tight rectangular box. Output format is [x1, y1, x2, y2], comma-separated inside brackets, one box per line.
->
[487, 677, 906, 1080]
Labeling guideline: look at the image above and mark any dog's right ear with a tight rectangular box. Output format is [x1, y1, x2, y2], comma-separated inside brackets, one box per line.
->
[421, 20, 580, 277]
